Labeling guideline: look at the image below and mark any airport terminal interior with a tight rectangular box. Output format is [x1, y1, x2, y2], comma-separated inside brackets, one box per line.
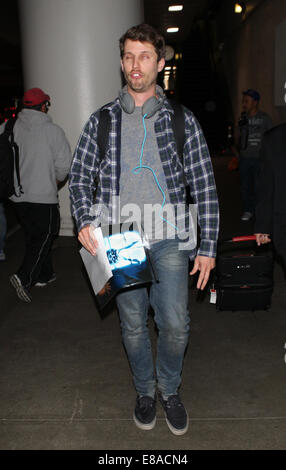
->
[1, 0, 286, 450]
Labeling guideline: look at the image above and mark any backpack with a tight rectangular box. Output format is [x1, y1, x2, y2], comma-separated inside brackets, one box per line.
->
[0, 118, 23, 202]
[97, 100, 192, 202]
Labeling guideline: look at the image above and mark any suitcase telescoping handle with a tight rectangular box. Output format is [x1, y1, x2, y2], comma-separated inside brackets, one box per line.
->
[231, 235, 256, 243]
[224, 235, 257, 243]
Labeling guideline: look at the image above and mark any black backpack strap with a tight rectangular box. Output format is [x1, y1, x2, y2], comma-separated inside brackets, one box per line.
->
[4, 117, 17, 135]
[168, 99, 193, 203]
[97, 108, 111, 163]
[168, 99, 185, 165]
[5, 118, 23, 196]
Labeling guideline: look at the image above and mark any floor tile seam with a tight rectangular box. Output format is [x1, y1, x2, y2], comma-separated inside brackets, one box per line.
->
[1, 416, 286, 424]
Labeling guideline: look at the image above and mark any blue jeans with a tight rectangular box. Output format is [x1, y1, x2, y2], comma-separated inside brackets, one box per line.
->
[0, 203, 7, 252]
[116, 238, 191, 398]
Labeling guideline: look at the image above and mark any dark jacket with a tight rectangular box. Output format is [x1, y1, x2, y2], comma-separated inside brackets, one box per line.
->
[255, 123, 286, 260]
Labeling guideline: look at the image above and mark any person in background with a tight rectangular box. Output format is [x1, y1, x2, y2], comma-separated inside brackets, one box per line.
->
[255, 122, 286, 270]
[0, 88, 72, 302]
[233, 89, 272, 221]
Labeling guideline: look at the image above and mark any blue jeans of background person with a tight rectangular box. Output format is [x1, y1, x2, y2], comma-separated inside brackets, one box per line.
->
[0, 203, 7, 252]
[116, 237, 191, 398]
[239, 157, 260, 213]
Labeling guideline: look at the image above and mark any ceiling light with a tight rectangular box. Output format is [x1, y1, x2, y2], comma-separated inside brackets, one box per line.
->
[234, 2, 245, 14]
[167, 27, 179, 33]
[168, 5, 183, 12]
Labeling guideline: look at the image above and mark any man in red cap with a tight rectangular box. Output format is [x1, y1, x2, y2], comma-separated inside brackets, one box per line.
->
[22, 87, 51, 108]
[0, 87, 72, 302]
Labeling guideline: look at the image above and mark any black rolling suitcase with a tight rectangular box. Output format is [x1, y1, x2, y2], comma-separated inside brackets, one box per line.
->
[215, 235, 274, 311]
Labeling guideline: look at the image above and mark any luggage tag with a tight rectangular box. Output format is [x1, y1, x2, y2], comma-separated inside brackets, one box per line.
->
[210, 283, 217, 304]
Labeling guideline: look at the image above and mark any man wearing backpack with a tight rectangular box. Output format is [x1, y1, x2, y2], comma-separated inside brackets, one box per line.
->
[0, 88, 72, 302]
[69, 24, 219, 435]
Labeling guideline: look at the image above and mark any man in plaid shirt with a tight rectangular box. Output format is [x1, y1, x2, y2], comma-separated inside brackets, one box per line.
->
[69, 24, 219, 436]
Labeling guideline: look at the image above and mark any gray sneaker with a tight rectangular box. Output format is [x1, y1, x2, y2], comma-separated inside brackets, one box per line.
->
[10, 274, 32, 303]
[34, 274, 56, 287]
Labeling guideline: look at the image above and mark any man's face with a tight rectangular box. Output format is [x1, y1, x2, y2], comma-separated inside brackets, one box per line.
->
[242, 95, 258, 114]
[121, 39, 165, 95]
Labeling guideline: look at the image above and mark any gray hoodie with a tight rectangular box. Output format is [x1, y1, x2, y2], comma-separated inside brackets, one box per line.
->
[0, 109, 72, 204]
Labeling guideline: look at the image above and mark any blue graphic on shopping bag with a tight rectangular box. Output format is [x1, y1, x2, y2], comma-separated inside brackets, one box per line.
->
[104, 231, 146, 270]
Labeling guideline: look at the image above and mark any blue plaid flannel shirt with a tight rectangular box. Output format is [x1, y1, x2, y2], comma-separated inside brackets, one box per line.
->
[69, 97, 219, 258]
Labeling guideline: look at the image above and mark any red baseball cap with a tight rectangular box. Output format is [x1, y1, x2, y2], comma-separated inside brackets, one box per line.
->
[22, 88, 51, 106]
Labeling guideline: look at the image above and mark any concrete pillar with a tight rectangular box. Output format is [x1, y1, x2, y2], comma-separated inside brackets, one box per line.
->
[18, 0, 143, 235]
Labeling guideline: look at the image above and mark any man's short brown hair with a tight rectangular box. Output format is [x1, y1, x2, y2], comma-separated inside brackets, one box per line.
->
[119, 23, 166, 61]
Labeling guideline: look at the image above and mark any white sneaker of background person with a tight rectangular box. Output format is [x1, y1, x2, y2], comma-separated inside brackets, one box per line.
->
[241, 211, 253, 221]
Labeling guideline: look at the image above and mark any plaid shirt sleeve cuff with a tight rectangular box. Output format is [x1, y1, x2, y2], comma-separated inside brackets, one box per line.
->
[197, 239, 217, 258]
[77, 216, 96, 234]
